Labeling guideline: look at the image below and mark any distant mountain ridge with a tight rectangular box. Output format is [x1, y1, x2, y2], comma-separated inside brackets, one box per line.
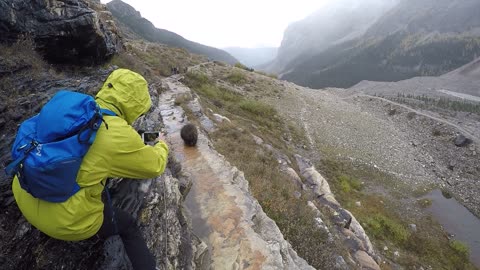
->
[271, 0, 480, 89]
[223, 47, 277, 68]
[263, 0, 399, 75]
[106, 0, 238, 65]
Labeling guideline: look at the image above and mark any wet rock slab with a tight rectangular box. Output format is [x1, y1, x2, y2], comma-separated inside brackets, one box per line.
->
[160, 77, 314, 269]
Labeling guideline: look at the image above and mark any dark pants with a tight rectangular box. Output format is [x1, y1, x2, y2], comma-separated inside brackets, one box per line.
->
[97, 203, 156, 270]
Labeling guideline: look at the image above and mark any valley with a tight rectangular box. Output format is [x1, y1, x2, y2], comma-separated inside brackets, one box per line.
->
[181, 61, 480, 269]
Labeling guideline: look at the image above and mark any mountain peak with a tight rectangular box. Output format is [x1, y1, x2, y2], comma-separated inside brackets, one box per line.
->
[106, 0, 238, 64]
[107, 0, 142, 18]
[269, 0, 480, 88]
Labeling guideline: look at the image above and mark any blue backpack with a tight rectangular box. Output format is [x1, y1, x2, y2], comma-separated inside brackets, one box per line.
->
[5, 90, 116, 203]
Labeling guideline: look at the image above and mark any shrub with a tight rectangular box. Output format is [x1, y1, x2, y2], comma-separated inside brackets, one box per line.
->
[234, 62, 254, 72]
[432, 129, 442, 136]
[268, 73, 278, 79]
[339, 178, 352, 193]
[198, 85, 241, 103]
[185, 72, 211, 88]
[407, 112, 416, 120]
[226, 71, 247, 85]
[255, 70, 278, 79]
[417, 198, 432, 208]
[239, 100, 276, 118]
[337, 175, 363, 193]
[174, 93, 193, 106]
[449, 240, 469, 258]
[234, 62, 248, 70]
[365, 214, 409, 244]
[0, 36, 47, 73]
[441, 189, 453, 199]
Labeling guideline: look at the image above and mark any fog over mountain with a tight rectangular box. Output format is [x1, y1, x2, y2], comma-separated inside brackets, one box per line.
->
[267, 0, 480, 89]
[223, 47, 277, 68]
[263, 0, 399, 74]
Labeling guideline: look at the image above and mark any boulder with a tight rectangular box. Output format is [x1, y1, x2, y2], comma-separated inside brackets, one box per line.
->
[354, 250, 380, 270]
[0, 0, 121, 64]
[454, 134, 472, 147]
[251, 134, 264, 145]
[212, 113, 231, 123]
[448, 160, 456, 171]
[335, 256, 348, 270]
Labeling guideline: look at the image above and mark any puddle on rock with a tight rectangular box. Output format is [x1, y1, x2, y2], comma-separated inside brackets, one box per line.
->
[422, 189, 480, 267]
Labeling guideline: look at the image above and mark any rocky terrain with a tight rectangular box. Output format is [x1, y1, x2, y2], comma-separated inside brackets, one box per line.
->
[157, 76, 316, 269]
[191, 61, 479, 269]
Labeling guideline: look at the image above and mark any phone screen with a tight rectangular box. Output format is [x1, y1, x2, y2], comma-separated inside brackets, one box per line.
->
[142, 132, 160, 143]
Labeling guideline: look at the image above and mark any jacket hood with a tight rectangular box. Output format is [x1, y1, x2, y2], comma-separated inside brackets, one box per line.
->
[95, 69, 151, 125]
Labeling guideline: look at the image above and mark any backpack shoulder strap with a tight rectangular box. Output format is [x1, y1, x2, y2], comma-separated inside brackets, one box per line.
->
[100, 109, 116, 116]
[5, 141, 38, 177]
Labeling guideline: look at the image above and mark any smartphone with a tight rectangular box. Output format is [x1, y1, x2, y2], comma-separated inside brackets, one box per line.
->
[142, 132, 160, 143]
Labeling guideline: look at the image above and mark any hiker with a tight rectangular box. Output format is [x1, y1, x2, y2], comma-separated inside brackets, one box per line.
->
[10, 69, 169, 270]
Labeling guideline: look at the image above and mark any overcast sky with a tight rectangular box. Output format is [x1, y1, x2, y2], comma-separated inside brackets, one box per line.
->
[100, 0, 327, 49]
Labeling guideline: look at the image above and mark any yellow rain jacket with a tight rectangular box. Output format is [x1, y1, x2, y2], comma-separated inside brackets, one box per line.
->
[12, 69, 169, 241]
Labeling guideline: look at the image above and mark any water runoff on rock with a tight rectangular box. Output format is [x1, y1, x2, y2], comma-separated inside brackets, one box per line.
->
[157, 75, 314, 270]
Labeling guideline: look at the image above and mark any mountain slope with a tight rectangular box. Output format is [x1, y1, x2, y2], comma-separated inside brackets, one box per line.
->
[182, 62, 480, 269]
[106, 0, 238, 65]
[351, 56, 480, 98]
[277, 0, 480, 88]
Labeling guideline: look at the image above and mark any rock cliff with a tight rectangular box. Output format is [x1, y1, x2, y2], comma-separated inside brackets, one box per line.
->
[0, 0, 122, 64]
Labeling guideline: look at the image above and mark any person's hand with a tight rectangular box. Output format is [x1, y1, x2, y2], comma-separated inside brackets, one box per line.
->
[154, 132, 166, 144]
